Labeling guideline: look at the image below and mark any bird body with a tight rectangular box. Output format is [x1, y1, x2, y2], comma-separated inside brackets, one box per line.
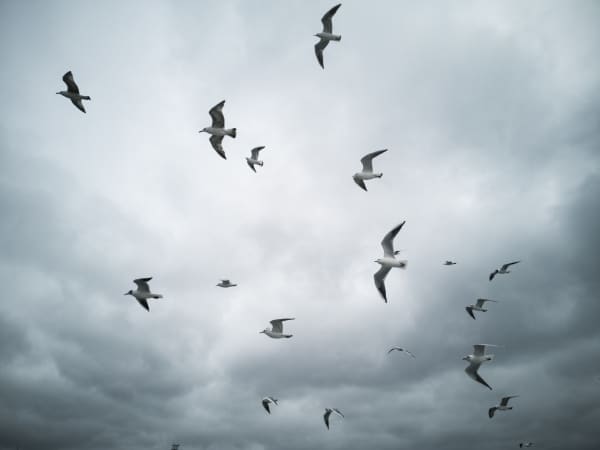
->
[315, 32, 341, 41]
[217, 279, 237, 288]
[125, 277, 163, 311]
[260, 318, 295, 339]
[489, 395, 518, 418]
[57, 71, 91, 113]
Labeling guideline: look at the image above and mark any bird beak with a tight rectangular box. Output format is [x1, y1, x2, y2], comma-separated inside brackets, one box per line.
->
[55, 92, 60, 94]
[124, 292, 129, 295]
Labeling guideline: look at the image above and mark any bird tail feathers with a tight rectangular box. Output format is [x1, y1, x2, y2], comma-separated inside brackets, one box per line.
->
[399, 260, 408, 269]
[82, 96, 91, 100]
[227, 128, 237, 138]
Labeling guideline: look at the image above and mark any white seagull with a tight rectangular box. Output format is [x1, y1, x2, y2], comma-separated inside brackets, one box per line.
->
[463, 344, 498, 390]
[124, 277, 163, 311]
[519, 442, 534, 448]
[374, 221, 408, 303]
[261, 396, 278, 414]
[217, 279, 237, 288]
[323, 408, 344, 429]
[352, 149, 387, 191]
[199, 100, 237, 159]
[314, 4, 342, 69]
[246, 146, 265, 172]
[56, 71, 91, 113]
[489, 260, 521, 281]
[260, 318, 295, 339]
[388, 347, 416, 358]
[489, 395, 518, 418]
[444, 260, 457, 265]
[465, 298, 498, 320]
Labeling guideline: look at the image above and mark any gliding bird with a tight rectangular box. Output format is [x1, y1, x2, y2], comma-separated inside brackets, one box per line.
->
[260, 318, 295, 339]
[246, 146, 265, 172]
[56, 71, 91, 113]
[373, 221, 408, 303]
[352, 149, 387, 191]
[217, 279, 237, 288]
[314, 4, 342, 69]
[323, 408, 344, 429]
[388, 347, 416, 358]
[465, 298, 498, 320]
[463, 344, 498, 390]
[199, 100, 237, 159]
[125, 277, 163, 311]
[262, 396, 278, 414]
[489, 395, 518, 418]
[489, 260, 521, 281]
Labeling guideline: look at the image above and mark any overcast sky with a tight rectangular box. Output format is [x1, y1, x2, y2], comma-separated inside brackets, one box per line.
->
[1, 1, 599, 449]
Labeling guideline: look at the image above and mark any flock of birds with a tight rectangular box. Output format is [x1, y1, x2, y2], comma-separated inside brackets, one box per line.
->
[52, 3, 539, 448]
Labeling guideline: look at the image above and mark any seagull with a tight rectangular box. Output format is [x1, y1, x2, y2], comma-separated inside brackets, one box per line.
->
[124, 277, 163, 311]
[489, 260, 521, 281]
[260, 318, 295, 339]
[463, 344, 498, 390]
[56, 71, 91, 113]
[444, 260, 457, 265]
[246, 146, 265, 172]
[519, 443, 534, 448]
[465, 298, 498, 320]
[217, 279, 237, 288]
[489, 395, 518, 418]
[199, 100, 237, 159]
[314, 4, 342, 69]
[261, 396, 278, 414]
[374, 221, 408, 303]
[323, 408, 344, 429]
[388, 347, 416, 358]
[352, 149, 387, 191]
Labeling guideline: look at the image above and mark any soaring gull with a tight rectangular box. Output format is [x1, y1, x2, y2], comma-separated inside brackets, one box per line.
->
[217, 279, 237, 288]
[323, 408, 344, 429]
[388, 347, 416, 358]
[124, 277, 163, 311]
[199, 100, 237, 159]
[261, 396, 279, 414]
[489, 260, 521, 281]
[373, 221, 408, 303]
[246, 146, 265, 173]
[56, 71, 91, 113]
[314, 4, 342, 69]
[463, 344, 498, 390]
[352, 149, 387, 191]
[465, 298, 498, 320]
[260, 318, 295, 339]
[489, 395, 519, 418]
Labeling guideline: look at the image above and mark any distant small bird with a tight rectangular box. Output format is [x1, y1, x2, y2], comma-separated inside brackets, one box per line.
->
[199, 100, 237, 159]
[388, 347, 416, 358]
[489, 260, 521, 281]
[246, 146, 265, 172]
[489, 395, 518, 418]
[260, 318, 295, 339]
[323, 408, 344, 429]
[352, 149, 387, 191]
[217, 279, 237, 288]
[519, 442, 534, 448]
[171, 445, 180, 450]
[444, 260, 457, 265]
[314, 4, 342, 69]
[465, 298, 498, 320]
[56, 71, 91, 113]
[374, 221, 408, 303]
[262, 396, 278, 414]
[463, 344, 498, 390]
[124, 277, 163, 311]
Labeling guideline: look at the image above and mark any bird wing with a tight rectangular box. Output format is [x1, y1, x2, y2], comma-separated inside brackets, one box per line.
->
[489, 270, 498, 281]
[373, 265, 392, 303]
[136, 298, 150, 311]
[247, 160, 256, 172]
[360, 149, 387, 173]
[314, 40, 328, 69]
[405, 350, 416, 358]
[321, 3, 341, 33]
[262, 399, 271, 414]
[70, 98, 86, 113]
[488, 407, 497, 418]
[501, 260, 521, 271]
[333, 408, 344, 418]
[473, 344, 487, 356]
[501, 395, 518, 406]
[270, 318, 294, 333]
[465, 306, 476, 320]
[221, 279, 230, 285]
[381, 221, 406, 257]
[210, 135, 226, 159]
[465, 363, 492, 390]
[133, 277, 152, 293]
[323, 410, 331, 429]
[209, 100, 226, 128]
[353, 176, 367, 191]
[250, 146, 264, 160]
[387, 347, 399, 354]
[477, 298, 497, 307]
[62, 71, 80, 94]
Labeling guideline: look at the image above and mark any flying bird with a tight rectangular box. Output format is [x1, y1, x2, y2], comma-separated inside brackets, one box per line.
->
[246, 146, 265, 172]
[463, 344, 498, 390]
[314, 4, 342, 69]
[444, 260, 457, 265]
[352, 149, 387, 191]
[323, 408, 344, 429]
[489, 395, 518, 418]
[374, 221, 408, 303]
[56, 71, 91, 113]
[260, 318, 295, 339]
[388, 347, 416, 358]
[465, 298, 498, 320]
[124, 277, 163, 311]
[261, 396, 278, 414]
[217, 279, 237, 288]
[519, 443, 534, 448]
[199, 100, 237, 159]
[489, 260, 521, 281]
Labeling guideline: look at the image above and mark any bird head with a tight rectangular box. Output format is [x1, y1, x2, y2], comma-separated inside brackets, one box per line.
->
[199, 127, 208, 133]
[259, 329, 267, 334]
[462, 355, 472, 361]
[124, 290, 133, 296]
